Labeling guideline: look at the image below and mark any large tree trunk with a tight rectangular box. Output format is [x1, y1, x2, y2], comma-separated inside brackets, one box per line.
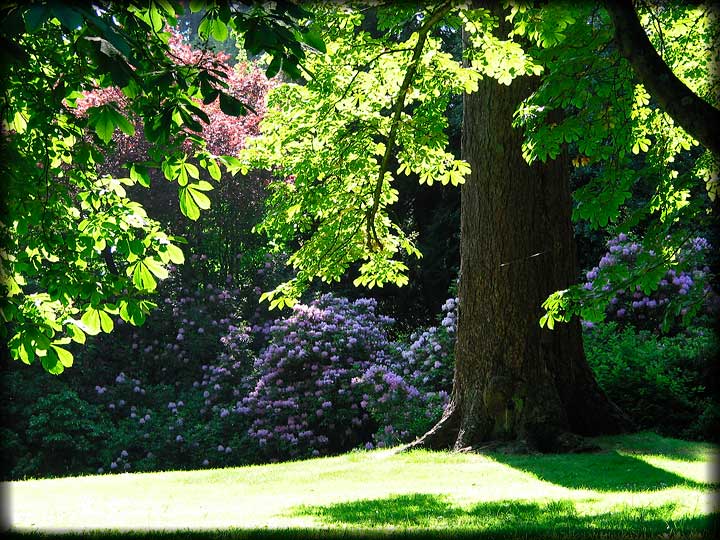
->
[408, 14, 630, 454]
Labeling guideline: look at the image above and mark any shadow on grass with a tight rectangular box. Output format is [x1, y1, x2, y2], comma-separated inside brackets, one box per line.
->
[290, 493, 716, 536]
[490, 450, 714, 492]
[595, 432, 719, 463]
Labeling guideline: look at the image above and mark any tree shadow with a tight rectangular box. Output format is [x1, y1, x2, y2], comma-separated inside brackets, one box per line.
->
[490, 450, 714, 492]
[595, 432, 719, 463]
[290, 493, 716, 538]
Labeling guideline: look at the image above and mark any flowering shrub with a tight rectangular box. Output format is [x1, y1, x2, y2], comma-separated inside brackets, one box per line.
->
[240, 294, 423, 459]
[581, 234, 718, 333]
[2, 285, 461, 478]
[88, 319, 257, 474]
[75, 29, 277, 283]
[368, 296, 457, 448]
[399, 296, 456, 393]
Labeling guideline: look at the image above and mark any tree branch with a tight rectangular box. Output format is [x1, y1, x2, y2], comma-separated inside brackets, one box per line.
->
[605, 0, 720, 156]
[365, 1, 453, 249]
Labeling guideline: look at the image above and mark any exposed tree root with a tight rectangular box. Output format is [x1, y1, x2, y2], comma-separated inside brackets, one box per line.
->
[398, 403, 461, 452]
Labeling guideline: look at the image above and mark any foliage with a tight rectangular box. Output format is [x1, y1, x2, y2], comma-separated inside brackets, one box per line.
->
[78, 260, 260, 473]
[523, 3, 719, 328]
[0, 254, 260, 479]
[580, 234, 718, 333]
[368, 295, 457, 448]
[3, 1, 717, 372]
[237, 4, 485, 305]
[230, 1, 719, 335]
[0, 1, 318, 372]
[1, 287, 458, 479]
[2, 386, 113, 478]
[584, 322, 718, 441]
[242, 294, 417, 459]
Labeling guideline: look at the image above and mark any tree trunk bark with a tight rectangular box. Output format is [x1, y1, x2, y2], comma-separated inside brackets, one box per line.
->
[408, 8, 631, 453]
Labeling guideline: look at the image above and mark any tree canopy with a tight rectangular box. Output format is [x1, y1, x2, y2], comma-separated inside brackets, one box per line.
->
[240, 2, 718, 330]
[1, 0, 718, 374]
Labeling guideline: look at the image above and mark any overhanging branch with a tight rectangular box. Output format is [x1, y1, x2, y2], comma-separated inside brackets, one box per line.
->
[365, 1, 453, 250]
[605, 0, 720, 156]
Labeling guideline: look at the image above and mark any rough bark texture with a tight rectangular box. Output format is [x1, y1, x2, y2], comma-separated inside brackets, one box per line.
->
[605, 0, 720, 156]
[408, 8, 630, 454]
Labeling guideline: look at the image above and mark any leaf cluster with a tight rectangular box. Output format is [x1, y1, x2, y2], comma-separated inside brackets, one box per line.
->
[0, 1, 315, 372]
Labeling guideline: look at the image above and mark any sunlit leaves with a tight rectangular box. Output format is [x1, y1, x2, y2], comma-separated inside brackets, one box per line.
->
[50, 344, 74, 368]
[126, 258, 164, 291]
[87, 104, 135, 144]
[1, 0, 298, 373]
[179, 181, 213, 221]
[240, 5, 482, 306]
[118, 299, 156, 326]
[460, 8, 543, 85]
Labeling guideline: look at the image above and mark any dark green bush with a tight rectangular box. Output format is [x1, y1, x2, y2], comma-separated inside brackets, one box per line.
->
[23, 389, 113, 477]
[584, 322, 718, 441]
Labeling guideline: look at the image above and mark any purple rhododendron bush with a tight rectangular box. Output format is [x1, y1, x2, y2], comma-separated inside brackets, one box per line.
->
[241, 294, 454, 459]
[581, 234, 719, 333]
[0, 274, 459, 477]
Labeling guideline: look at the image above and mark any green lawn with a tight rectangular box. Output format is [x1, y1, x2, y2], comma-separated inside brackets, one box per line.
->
[4, 432, 718, 539]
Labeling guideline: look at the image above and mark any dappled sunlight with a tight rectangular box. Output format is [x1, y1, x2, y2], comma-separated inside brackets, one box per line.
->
[292, 493, 714, 536]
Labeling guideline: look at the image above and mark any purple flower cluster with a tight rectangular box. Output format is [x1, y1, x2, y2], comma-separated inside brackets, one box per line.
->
[365, 297, 457, 447]
[241, 294, 417, 458]
[582, 234, 717, 333]
[395, 297, 456, 394]
[68, 260, 460, 472]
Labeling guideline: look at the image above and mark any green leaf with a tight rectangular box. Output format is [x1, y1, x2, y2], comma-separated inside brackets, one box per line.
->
[184, 162, 199, 179]
[90, 107, 117, 144]
[99, 310, 114, 333]
[188, 183, 212, 209]
[179, 187, 201, 220]
[51, 344, 74, 367]
[68, 324, 86, 344]
[302, 29, 326, 53]
[219, 92, 247, 116]
[18, 341, 35, 365]
[80, 308, 102, 336]
[265, 55, 282, 79]
[190, 180, 213, 191]
[128, 261, 158, 291]
[41, 351, 64, 375]
[119, 300, 149, 326]
[24, 5, 52, 32]
[51, 5, 84, 31]
[129, 164, 151, 187]
[206, 159, 221, 180]
[143, 257, 169, 279]
[165, 244, 185, 264]
[114, 111, 135, 136]
[87, 106, 134, 143]
[212, 19, 228, 42]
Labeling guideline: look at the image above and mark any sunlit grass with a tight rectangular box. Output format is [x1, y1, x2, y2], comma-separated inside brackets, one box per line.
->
[4, 432, 718, 539]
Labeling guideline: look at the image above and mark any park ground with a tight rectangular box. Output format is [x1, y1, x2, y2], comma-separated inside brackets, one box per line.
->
[3, 432, 718, 539]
